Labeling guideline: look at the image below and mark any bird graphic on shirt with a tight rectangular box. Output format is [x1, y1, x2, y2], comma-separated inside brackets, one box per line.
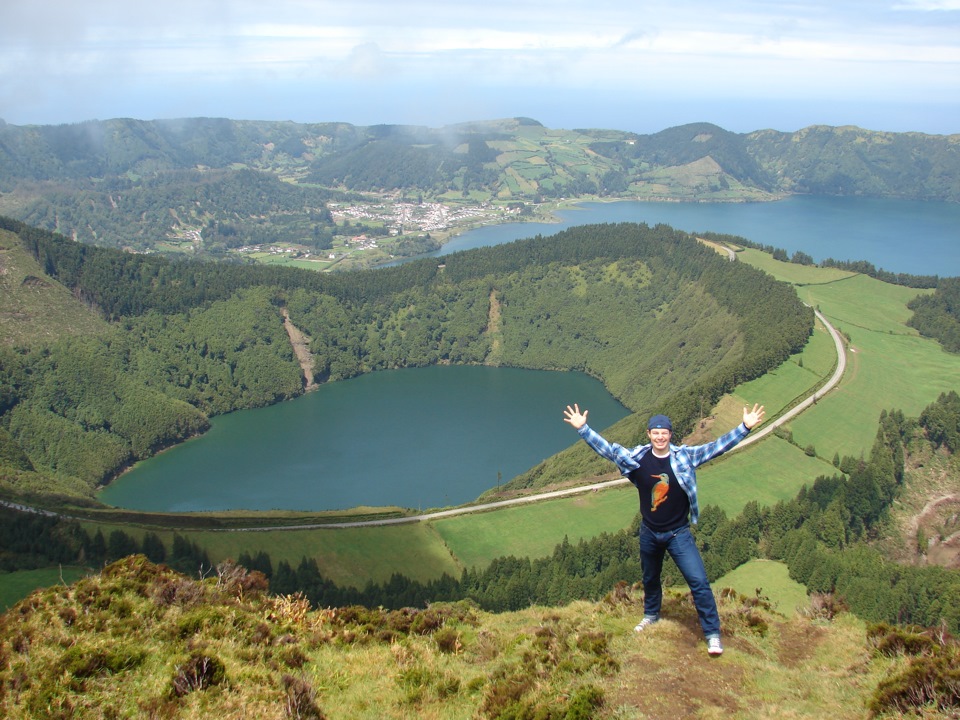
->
[651, 473, 669, 511]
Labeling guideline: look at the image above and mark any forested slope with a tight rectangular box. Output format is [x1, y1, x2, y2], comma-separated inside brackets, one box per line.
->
[0, 217, 812, 505]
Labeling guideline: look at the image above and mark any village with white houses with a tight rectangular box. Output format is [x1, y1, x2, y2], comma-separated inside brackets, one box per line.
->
[220, 198, 524, 271]
[328, 199, 515, 236]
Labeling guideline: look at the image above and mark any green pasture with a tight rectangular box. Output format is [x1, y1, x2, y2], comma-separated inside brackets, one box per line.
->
[695, 435, 836, 515]
[800, 273, 930, 331]
[199, 523, 461, 588]
[737, 248, 856, 285]
[277, 258, 330, 271]
[726, 315, 837, 423]
[433, 484, 639, 570]
[496, 150, 538, 165]
[739, 253, 958, 461]
[501, 171, 529, 195]
[79, 521, 461, 588]
[714, 559, 809, 616]
[789, 325, 959, 461]
[1, 567, 89, 611]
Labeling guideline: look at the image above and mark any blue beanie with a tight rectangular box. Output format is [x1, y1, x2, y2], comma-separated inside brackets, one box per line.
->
[648, 414, 672, 430]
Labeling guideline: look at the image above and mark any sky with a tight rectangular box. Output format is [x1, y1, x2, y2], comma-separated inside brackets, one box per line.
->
[2, 0, 959, 136]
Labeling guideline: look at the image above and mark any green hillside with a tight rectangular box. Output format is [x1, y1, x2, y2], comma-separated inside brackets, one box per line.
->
[0, 228, 111, 348]
[1, 118, 957, 264]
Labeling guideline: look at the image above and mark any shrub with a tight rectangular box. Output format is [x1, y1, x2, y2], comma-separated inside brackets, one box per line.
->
[867, 623, 937, 657]
[410, 607, 446, 635]
[60, 643, 146, 679]
[150, 576, 204, 608]
[175, 607, 225, 638]
[803, 592, 848, 621]
[565, 685, 605, 719]
[480, 667, 534, 719]
[601, 580, 635, 607]
[282, 674, 326, 720]
[214, 560, 269, 600]
[169, 651, 227, 697]
[434, 626, 463, 654]
[869, 652, 960, 717]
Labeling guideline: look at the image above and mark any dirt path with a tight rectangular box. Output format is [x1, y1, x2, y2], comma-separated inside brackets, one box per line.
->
[908, 494, 958, 538]
[486, 289, 503, 363]
[906, 493, 960, 565]
[281, 308, 317, 392]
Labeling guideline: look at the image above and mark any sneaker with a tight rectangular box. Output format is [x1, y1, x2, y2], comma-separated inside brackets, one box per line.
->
[633, 616, 658, 632]
[707, 636, 724, 656]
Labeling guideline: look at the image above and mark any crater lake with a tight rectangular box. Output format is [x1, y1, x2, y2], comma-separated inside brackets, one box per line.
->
[99, 366, 631, 512]
[99, 195, 959, 512]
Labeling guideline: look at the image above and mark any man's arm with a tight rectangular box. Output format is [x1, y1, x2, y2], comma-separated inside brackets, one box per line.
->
[564, 404, 641, 475]
[688, 403, 766, 467]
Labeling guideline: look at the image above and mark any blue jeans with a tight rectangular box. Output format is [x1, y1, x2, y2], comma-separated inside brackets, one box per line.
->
[639, 524, 720, 638]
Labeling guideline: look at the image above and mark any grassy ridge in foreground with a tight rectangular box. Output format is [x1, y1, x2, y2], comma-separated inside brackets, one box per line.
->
[0, 555, 923, 719]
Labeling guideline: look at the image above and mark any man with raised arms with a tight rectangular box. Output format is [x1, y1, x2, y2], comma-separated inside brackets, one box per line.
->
[563, 402, 765, 656]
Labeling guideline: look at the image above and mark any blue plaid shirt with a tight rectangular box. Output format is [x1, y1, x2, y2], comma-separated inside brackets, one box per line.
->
[576, 422, 751, 524]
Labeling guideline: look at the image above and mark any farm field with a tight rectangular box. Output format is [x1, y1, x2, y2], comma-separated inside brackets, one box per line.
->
[0, 567, 88, 611]
[740, 250, 958, 460]
[78, 520, 462, 588]
[714, 559, 810, 616]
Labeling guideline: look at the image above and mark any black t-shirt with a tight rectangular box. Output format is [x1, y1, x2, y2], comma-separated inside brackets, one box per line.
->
[628, 451, 690, 531]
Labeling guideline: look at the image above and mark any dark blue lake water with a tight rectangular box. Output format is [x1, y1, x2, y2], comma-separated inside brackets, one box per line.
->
[432, 196, 960, 277]
[100, 366, 630, 512]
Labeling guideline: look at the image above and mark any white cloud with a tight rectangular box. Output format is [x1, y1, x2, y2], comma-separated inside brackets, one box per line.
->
[892, 0, 960, 10]
[1, 0, 957, 132]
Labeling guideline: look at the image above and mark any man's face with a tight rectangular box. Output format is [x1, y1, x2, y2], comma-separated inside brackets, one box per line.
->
[647, 428, 672, 453]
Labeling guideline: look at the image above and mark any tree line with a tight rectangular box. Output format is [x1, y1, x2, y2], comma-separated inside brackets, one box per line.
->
[907, 277, 960, 352]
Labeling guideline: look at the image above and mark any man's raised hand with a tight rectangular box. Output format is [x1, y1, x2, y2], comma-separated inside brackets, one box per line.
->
[743, 403, 766, 430]
[563, 404, 588, 430]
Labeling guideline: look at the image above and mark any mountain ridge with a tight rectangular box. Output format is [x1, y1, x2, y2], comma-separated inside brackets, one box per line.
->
[1, 117, 957, 259]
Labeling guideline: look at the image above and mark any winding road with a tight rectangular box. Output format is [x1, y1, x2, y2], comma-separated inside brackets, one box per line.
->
[1, 309, 845, 532]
